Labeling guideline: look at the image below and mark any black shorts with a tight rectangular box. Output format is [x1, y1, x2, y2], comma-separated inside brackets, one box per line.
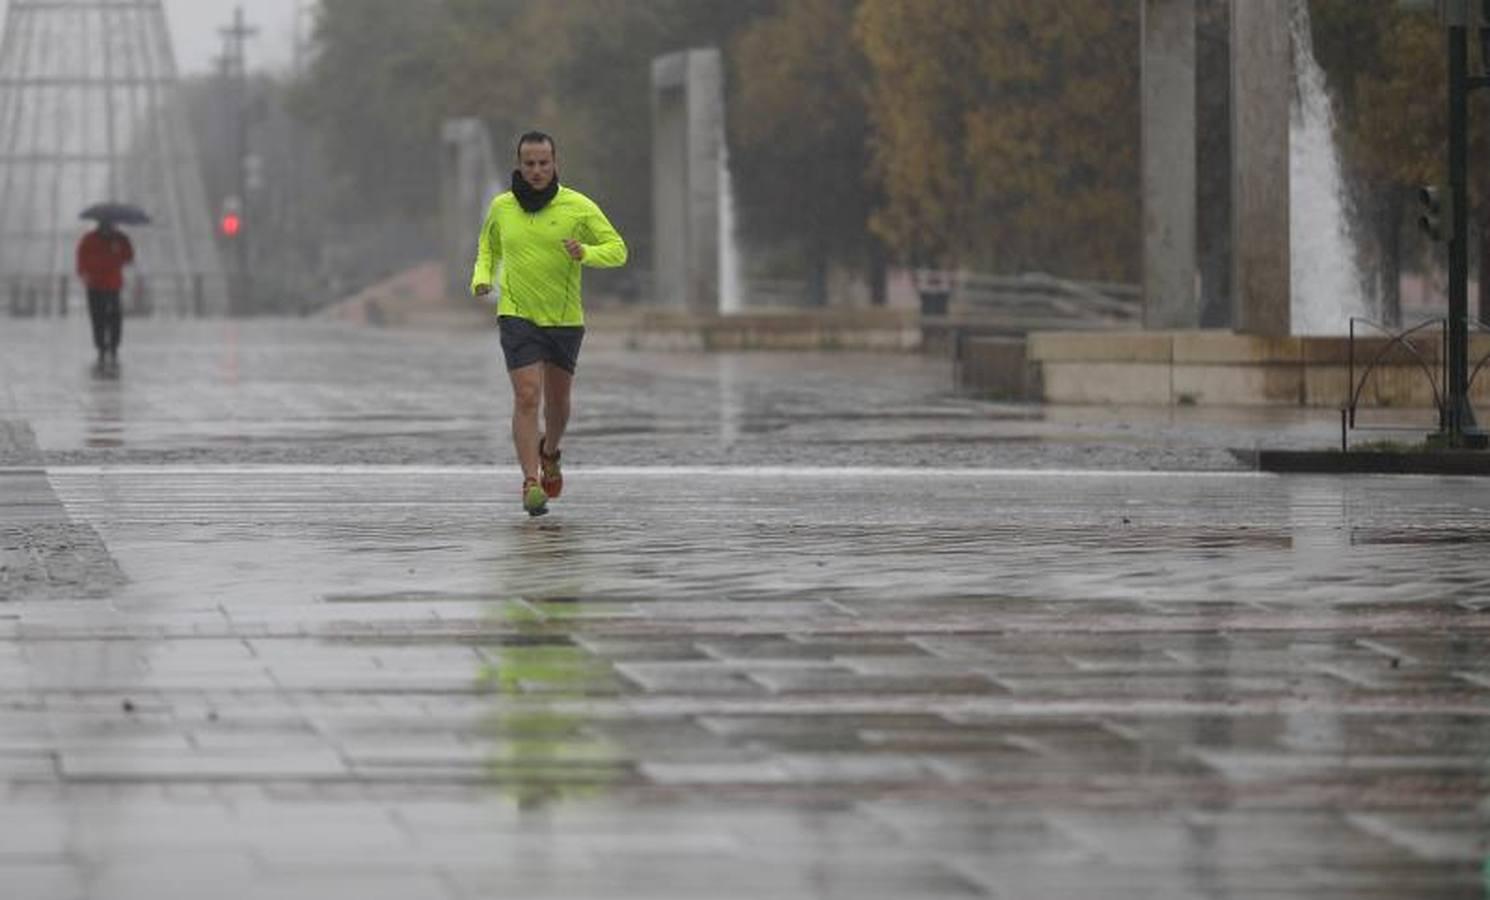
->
[498, 315, 586, 374]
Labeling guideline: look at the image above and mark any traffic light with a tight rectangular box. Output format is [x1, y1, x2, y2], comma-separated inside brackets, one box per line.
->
[218, 195, 242, 239]
[1419, 185, 1454, 243]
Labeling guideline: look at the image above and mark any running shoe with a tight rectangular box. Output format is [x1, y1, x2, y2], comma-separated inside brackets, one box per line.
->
[522, 477, 549, 517]
[538, 436, 563, 499]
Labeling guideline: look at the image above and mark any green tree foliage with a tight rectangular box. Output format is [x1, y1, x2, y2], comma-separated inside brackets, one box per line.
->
[1311, 0, 1490, 211]
[294, 0, 1150, 288]
[522, 0, 772, 271]
[1307, 1, 1490, 318]
[855, 0, 1140, 281]
[730, 0, 881, 301]
[1310, 1, 1444, 186]
[1310, 1, 1490, 213]
[296, 0, 768, 264]
[294, 0, 449, 220]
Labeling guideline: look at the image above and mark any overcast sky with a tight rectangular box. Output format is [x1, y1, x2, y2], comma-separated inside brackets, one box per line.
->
[162, 0, 304, 75]
[0, 0, 304, 76]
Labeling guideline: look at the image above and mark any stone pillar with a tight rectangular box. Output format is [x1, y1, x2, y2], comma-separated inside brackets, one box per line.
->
[652, 48, 724, 315]
[440, 119, 501, 300]
[1141, 0, 1198, 329]
[1231, 0, 1292, 336]
[1196, 0, 1233, 328]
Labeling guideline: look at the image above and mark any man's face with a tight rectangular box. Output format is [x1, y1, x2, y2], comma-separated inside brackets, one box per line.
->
[519, 141, 556, 191]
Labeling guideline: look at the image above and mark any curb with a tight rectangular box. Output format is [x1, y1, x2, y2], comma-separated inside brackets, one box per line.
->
[1233, 448, 1490, 475]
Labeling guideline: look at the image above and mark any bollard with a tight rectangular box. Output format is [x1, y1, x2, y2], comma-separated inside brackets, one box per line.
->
[58, 275, 69, 318]
[131, 276, 150, 317]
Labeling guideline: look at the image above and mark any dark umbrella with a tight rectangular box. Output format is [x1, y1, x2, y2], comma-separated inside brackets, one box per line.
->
[79, 202, 151, 225]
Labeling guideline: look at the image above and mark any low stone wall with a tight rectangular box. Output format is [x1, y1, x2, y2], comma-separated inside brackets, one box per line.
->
[591, 308, 922, 352]
[1025, 330, 1490, 408]
[955, 335, 1040, 401]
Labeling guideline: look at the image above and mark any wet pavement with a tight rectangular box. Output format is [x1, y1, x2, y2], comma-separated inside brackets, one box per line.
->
[1, 318, 1487, 899]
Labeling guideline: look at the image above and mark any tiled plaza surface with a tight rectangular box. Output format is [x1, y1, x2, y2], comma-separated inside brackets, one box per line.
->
[1, 318, 1486, 899]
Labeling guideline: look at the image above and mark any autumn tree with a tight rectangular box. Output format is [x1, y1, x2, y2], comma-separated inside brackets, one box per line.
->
[855, 0, 1141, 281]
[298, 0, 774, 290]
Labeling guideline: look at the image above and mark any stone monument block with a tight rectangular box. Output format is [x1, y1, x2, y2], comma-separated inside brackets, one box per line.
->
[652, 49, 724, 315]
[441, 119, 502, 300]
[1142, 0, 1199, 329]
[1231, 0, 1292, 336]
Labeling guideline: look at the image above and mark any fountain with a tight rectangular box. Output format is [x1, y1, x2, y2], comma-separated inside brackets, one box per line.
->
[718, 125, 744, 315]
[1290, 0, 1374, 334]
[1024, 0, 1449, 406]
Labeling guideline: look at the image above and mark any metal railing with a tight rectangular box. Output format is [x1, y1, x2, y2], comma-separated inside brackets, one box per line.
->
[1467, 319, 1490, 395]
[5, 273, 225, 318]
[1339, 316, 1485, 450]
[947, 271, 1142, 324]
[4, 275, 72, 317]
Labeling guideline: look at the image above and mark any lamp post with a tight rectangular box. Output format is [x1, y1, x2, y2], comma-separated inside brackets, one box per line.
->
[1402, 0, 1487, 445]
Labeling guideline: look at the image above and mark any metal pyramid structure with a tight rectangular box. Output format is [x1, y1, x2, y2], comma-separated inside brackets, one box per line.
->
[0, 0, 227, 316]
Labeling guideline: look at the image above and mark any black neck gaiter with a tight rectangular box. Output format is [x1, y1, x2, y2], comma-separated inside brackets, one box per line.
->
[512, 170, 560, 213]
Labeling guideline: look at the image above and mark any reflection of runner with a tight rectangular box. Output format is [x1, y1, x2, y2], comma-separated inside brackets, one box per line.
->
[471, 131, 627, 516]
[76, 222, 135, 366]
[479, 599, 623, 811]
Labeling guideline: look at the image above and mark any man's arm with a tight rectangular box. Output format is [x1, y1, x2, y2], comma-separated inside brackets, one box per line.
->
[470, 200, 503, 296]
[120, 236, 135, 265]
[576, 203, 627, 269]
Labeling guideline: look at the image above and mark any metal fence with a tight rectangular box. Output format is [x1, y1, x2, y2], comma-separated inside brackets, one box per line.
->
[947, 271, 1142, 326]
[5, 273, 228, 318]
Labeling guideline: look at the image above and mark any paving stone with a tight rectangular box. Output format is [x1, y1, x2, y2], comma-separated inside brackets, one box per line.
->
[444, 856, 987, 900]
[0, 864, 83, 899]
[748, 669, 1001, 695]
[1345, 811, 1487, 862]
[58, 747, 351, 780]
[613, 661, 769, 696]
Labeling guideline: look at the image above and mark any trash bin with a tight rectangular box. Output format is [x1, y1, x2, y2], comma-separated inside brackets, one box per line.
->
[919, 290, 950, 317]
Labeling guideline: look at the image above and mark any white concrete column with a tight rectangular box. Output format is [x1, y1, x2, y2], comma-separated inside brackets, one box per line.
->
[652, 48, 724, 315]
[1231, 0, 1292, 336]
[440, 119, 499, 300]
[1142, 0, 1198, 329]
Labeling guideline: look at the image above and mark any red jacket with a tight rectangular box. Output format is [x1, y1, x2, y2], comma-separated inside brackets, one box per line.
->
[76, 230, 135, 292]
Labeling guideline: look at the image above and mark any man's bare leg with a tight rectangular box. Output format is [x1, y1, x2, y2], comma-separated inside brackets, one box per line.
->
[541, 362, 574, 453]
[509, 363, 544, 481]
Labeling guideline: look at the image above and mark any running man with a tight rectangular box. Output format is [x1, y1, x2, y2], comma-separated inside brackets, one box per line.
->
[471, 131, 627, 516]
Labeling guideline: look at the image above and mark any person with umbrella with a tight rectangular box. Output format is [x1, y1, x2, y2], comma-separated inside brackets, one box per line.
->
[76, 203, 146, 365]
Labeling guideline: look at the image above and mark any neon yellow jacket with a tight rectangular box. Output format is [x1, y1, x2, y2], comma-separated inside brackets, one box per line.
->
[469, 185, 627, 326]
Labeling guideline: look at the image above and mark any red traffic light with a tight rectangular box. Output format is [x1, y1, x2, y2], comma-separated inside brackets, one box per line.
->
[219, 213, 241, 237]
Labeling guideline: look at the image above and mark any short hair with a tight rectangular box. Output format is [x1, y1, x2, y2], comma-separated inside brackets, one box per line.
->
[516, 131, 556, 157]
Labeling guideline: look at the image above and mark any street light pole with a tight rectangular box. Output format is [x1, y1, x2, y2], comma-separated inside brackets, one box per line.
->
[1446, 22, 1477, 441]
